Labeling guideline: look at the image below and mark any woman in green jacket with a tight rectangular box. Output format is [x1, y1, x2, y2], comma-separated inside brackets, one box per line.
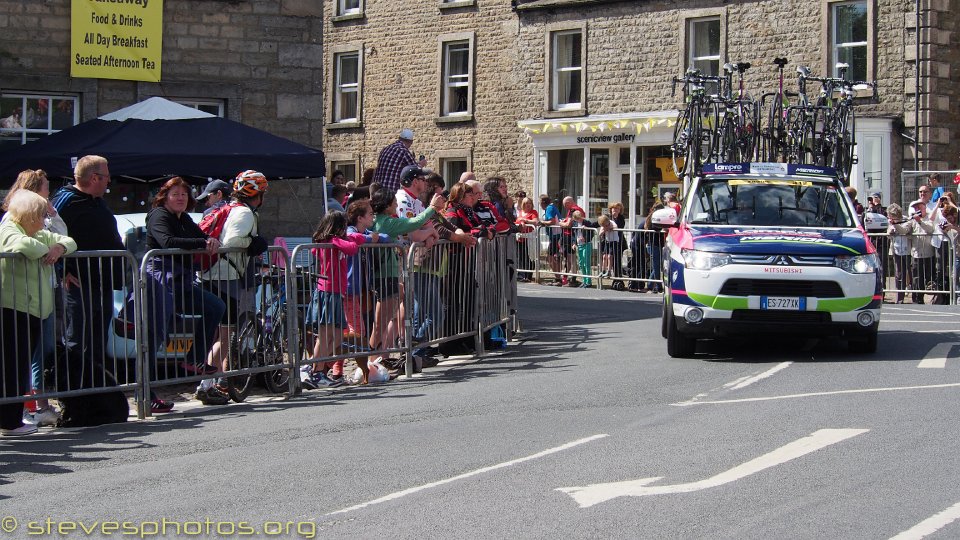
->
[367, 188, 445, 362]
[0, 190, 76, 436]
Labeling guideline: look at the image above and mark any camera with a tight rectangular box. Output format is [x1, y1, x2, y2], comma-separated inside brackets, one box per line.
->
[418, 154, 425, 161]
[441, 189, 450, 199]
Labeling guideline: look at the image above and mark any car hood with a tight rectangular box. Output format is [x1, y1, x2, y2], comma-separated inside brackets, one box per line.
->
[686, 225, 870, 256]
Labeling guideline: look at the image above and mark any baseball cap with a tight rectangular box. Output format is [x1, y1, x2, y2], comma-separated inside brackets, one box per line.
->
[399, 165, 426, 187]
[869, 192, 881, 199]
[196, 179, 232, 201]
[399, 128, 414, 141]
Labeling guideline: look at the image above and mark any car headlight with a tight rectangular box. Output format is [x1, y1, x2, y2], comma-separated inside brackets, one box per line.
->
[835, 253, 880, 274]
[681, 249, 731, 271]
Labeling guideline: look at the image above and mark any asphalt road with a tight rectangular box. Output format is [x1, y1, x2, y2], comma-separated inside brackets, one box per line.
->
[2, 284, 960, 539]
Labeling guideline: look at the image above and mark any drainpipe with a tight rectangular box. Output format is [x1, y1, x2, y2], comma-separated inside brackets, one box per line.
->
[914, 0, 921, 171]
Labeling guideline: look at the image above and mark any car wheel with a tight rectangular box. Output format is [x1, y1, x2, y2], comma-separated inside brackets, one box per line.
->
[849, 330, 877, 354]
[666, 310, 695, 358]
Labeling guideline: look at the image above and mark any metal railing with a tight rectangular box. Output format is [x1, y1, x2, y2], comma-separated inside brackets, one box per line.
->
[1, 237, 521, 422]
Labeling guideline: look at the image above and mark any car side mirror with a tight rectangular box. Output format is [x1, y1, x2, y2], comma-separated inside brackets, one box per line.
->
[651, 208, 679, 227]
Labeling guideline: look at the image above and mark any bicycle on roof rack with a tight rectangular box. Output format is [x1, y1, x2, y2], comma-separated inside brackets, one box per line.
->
[670, 59, 875, 183]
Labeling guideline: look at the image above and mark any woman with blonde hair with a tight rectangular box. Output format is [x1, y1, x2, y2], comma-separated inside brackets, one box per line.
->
[0, 190, 76, 435]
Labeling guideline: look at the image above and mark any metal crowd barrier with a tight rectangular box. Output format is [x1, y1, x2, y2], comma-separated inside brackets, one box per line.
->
[520, 226, 666, 292]
[137, 246, 298, 417]
[0, 236, 522, 422]
[0, 251, 141, 412]
[868, 231, 956, 305]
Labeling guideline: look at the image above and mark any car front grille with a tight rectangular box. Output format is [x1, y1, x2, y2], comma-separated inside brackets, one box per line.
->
[719, 278, 844, 297]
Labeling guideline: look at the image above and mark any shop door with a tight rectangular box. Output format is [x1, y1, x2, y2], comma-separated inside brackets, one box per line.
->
[588, 149, 609, 218]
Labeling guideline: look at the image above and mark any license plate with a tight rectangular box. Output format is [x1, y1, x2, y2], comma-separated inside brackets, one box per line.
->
[165, 337, 194, 354]
[761, 296, 806, 310]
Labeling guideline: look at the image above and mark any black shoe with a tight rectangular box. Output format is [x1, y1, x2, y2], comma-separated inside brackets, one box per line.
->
[196, 386, 229, 406]
[421, 356, 440, 368]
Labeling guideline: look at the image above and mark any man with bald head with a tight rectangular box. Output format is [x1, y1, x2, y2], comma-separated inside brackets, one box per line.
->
[459, 171, 476, 184]
[51, 155, 127, 370]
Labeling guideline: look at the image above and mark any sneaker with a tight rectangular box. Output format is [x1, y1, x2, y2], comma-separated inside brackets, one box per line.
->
[328, 373, 344, 385]
[299, 374, 319, 390]
[33, 407, 60, 427]
[150, 399, 175, 414]
[195, 386, 229, 406]
[312, 371, 343, 388]
[1, 424, 38, 437]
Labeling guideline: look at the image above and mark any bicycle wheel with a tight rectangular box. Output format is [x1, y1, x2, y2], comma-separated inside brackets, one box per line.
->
[260, 308, 295, 394]
[226, 314, 260, 403]
[671, 108, 692, 178]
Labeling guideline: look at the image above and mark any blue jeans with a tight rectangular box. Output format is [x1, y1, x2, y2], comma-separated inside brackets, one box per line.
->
[143, 265, 225, 367]
[412, 272, 443, 349]
[30, 314, 55, 392]
[646, 245, 663, 292]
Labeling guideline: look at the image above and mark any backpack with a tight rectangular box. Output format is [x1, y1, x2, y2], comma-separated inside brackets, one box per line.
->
[194, 202, 242, 271]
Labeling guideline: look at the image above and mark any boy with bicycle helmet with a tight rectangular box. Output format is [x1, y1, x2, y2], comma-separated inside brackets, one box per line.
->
[197, 170, 270, 405]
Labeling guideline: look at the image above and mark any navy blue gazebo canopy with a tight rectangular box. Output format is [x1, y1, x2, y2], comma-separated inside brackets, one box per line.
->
[0, 97, 325, 186]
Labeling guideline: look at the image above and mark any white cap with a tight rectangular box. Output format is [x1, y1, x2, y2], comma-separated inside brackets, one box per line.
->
[399, 128, 414, 141]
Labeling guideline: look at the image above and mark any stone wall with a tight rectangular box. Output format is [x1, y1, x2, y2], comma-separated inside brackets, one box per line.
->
[0, 0, 327, 238]
[325, 0, 919, 197]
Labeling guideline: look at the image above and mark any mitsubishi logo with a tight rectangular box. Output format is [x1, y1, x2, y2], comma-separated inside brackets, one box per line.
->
[774, 255, 791, 266]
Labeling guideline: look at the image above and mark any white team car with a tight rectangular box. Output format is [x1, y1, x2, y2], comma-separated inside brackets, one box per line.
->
[659, 163, 882, 357]
[106, 212, 203, 361]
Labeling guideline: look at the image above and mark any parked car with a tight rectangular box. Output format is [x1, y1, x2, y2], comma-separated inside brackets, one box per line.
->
[106, 212, 203, 363]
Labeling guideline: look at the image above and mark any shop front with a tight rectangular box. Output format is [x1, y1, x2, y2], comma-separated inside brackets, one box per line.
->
[519, 111, 679, 229]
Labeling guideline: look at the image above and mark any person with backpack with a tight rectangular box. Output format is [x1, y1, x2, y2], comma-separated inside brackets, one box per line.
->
[196, 170, 270, 405]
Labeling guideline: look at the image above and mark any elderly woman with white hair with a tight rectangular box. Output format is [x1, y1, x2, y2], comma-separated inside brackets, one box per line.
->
[0, 190, 76, 436]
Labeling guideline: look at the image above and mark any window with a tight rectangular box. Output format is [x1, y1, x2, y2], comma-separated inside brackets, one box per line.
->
[336, 0, 362, 17]
[334, 51, 360, 123]
[830, 1, 868, 80]
[551, 29, 583, 110]
[172, 99, 225, 117]
[687, 17, 721, 76]
[330, 161, 357, 184]
[441, 40, 472, 116]
[0, 94, 79, 151]
[440, 158, 468, 186]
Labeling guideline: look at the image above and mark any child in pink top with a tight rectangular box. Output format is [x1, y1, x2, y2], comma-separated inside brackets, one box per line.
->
[307, 211, 366, 384]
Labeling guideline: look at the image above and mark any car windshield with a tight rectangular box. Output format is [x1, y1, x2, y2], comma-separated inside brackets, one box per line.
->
[686, 177, 855, 227]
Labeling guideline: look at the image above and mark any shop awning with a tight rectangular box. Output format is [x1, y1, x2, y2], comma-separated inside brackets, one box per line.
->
[517, 111, 680, 137]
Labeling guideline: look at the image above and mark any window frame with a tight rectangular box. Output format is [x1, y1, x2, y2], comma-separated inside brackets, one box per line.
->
[436, 150, 473, 186]
[328, 44, 364, 129]
[171, 98, 225, 117]
[437, 33, 475, 121]
[329, 159, 359, 185]
[679, 9, 727, 80]
[332, 0, 364, 21]
[825, 0, 873, 81]
[548, 27, 585, 112]
[686, 17, 722, 77]
[0, 92, 80, 146]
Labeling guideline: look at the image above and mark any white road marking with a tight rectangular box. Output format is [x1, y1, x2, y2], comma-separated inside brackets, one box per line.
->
[556, 428, 867, 508]
[724, 362, 792, 391]
[890, 501, 960, 540]
[673, 382, 960, 406]
[880, 320, 959, 324]
[883, 307, 955, 316]
[917, 342, 960, 369]
[326, 434, 608, 515]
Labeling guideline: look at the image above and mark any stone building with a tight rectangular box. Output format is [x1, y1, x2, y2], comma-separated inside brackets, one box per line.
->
[323, 0, 951, 227]
[0, 0, 327, 237]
